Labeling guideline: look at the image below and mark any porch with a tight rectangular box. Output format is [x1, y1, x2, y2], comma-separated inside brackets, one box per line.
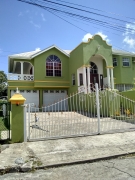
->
[8, 61, 34, 81]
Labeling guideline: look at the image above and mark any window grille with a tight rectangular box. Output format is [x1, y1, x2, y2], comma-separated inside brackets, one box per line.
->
[113, 57, 117, 66]
[72, 74, 75, 85]
[122, 58, 130, 67]
[46, 55, 61, 77]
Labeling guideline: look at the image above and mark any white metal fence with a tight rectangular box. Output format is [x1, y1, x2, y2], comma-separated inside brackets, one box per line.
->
[24, 84, 135, 141]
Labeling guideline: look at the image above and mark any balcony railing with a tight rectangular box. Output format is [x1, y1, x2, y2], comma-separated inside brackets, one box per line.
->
[8, 74, 34, 81]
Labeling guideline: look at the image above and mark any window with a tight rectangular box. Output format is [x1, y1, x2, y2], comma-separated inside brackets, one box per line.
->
[116, 84, 133, 92]
[79, 73, 83, 86]
[72, 74, 75, 85]
[46, 55, 61, 76]
[50, 90, 54, 93]
[113, 57, 117, 67]
[122, 58, 130, 67]
[44, 90, 48, 93]
[90, 62, 98, 74]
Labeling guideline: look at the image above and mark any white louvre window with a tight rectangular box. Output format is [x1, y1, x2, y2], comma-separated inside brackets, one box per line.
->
[125, 84, 133, 91]
[122, 58, 130, 67]
[113, 57, 117, 67]
[72, 74, 75, 85]
[116, 84, 133, 92]
[116, 84, 124, 92]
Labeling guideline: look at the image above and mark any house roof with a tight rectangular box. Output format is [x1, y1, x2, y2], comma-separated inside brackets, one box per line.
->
[9, 45, 70, 60]
[9, 45, 135, 60]
[112, 48, 135, 56]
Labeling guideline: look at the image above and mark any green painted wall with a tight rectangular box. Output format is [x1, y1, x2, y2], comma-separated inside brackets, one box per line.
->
[11, 104, 24, 142]
[34, 48, 69, 84]
[120, 90, 135, 101]
[114, 56, 135, 85]
[83, 35, 112, 66]
[68, 35, 113, 94]
[69, 43, 84, 94]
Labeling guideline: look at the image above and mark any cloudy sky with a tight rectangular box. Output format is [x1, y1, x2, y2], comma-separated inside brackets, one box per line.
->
[0, 0, 135, 73]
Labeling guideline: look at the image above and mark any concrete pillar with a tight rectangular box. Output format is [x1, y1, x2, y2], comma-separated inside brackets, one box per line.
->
[83, 66, 87, 94]
[39, 89, 43, 109]
[20, 62, 24, 80]
[107, 68, 111, 88]
[87, 66, 91, 93]
[9, 88, 26, 143]
[110, 68, 114, 89]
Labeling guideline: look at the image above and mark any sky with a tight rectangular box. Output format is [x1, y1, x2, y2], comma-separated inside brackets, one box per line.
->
[0, 0, 135, 74]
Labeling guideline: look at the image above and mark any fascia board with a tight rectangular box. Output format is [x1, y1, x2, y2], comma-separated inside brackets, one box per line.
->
[112, 52, 135, 57]
[31, 45, 70, 58]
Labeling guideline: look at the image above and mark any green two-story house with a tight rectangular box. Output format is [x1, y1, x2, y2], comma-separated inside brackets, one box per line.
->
[8, 34, 135, 108]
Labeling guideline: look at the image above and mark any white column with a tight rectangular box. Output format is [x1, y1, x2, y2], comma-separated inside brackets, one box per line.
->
[87, 66, 91, 93]
[20, 62, 24, 80]
[83, 66, 87, 94]
[110, 68, 114, 89]
[107, 68, 111, 88]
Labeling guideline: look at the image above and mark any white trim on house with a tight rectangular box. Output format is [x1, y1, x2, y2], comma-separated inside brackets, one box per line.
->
[9, 45, 69, 60]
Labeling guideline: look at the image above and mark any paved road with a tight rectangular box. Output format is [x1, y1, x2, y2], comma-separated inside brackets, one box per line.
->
[1, 155, 135, 180]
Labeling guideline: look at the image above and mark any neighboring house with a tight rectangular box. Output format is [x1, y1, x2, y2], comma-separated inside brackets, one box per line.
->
[8, 34, 135, 108]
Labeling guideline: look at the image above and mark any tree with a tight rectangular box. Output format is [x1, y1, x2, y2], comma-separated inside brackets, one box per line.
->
[0, 71, 7, 98]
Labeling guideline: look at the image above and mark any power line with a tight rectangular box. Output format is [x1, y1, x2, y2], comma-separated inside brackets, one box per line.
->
[53, 0, 135, 21]
[15, 0, 135, 53]
[18, 0, 135, 35]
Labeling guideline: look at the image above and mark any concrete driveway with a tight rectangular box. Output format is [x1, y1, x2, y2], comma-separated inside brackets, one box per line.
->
[27, 112, 135, 140]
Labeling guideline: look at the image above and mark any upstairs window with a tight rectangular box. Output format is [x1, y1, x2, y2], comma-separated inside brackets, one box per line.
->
[113, 57, 117, 67]
[122, 57, 130, 67]
[72, 74, 75, 85]
[46, 55, 61, 76]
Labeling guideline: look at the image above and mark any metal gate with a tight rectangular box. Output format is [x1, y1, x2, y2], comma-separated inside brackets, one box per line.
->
[0, 101, 11, 141]
[25, 84, 135, 141]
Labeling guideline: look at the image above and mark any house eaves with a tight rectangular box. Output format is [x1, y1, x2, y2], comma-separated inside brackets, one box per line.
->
[9, 45, 70, 60]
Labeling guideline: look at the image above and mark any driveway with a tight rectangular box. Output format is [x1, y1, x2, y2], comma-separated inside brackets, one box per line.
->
[27, 112, 135, 140]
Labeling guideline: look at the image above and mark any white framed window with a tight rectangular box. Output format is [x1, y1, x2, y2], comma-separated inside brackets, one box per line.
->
[46, 55, 61, 77]
[72, 74, 75, 85]
[116, 84, 133, 91]
[122, 58, 130, 67]
[79, 73, 83, 86]
[113, 57, 117, 67]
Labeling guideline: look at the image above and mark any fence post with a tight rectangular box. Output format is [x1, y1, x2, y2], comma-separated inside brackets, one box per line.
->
[23, 105, 27, 142]
[9, 88, 26, 143]
[95, 83, 100, 134]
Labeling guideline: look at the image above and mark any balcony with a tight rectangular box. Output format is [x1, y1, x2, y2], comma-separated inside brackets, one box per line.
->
[8, 74, 34, 81]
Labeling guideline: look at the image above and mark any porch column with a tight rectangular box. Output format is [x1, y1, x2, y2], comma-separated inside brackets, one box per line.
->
[20, 62, 24, 80]
[110, 68, 114, 89]
[106, 67, 111, 88]
[83, 66, 87, 94]
[87, 66, 91, 93]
